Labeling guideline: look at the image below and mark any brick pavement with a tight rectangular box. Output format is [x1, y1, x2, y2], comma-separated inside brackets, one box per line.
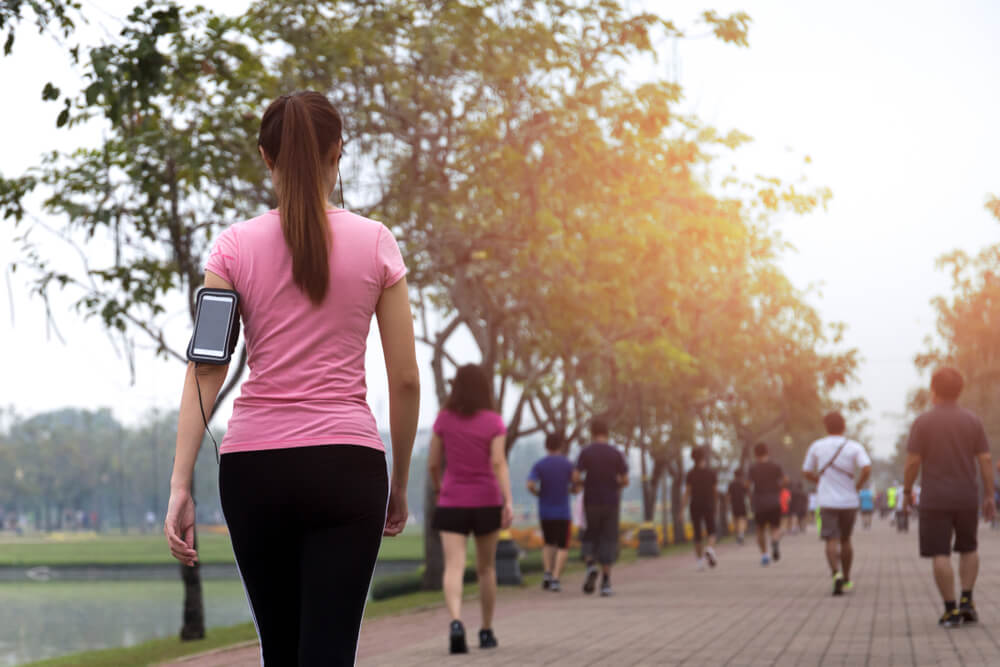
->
[163, 519, 1000, 666]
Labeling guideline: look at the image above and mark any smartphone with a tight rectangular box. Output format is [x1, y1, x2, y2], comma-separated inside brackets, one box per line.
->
[187, 288, 240, 365]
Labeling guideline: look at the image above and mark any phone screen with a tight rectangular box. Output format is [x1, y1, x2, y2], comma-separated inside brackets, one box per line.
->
[192, 294, 235, 357]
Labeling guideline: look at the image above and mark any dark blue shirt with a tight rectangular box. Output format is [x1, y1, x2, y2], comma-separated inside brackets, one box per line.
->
[576, 442, 628, 507]
[528, 455, 574, 520]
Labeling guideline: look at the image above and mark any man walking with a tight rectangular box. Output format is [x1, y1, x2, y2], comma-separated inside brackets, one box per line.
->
[683, 446, 719, 570]
[727, 469, 749, 545]
[803, 411, 872, 596]
[574, 418, 628, 597]
[904, 367, 995, 627]
[748, 442, 786, 566]
[527, 433, 576, 592]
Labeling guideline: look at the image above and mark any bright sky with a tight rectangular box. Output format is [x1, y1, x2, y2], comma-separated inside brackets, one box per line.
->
[2, 1, 999, 458]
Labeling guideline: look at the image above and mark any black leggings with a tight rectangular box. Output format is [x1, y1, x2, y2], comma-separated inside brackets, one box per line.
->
[220, 445, 388, 666]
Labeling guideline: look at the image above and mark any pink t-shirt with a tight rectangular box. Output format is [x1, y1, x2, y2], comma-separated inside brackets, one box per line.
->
[434, 409, 506, 507]
[204, 209, 406, 455]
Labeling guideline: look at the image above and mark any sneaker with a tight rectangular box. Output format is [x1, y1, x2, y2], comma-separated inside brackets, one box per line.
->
[772, 541, 781, 562]
[832, 572, 844, 597]
[549, 579, 561, 592]
[705, 547, 718, 568]
[842, 580, 854, 593]
[542, 572, 552, 590]
[960, 599, 978, 624]
[449, 620, 468, 654]
[479, 628, 498, 649]
[939, 609, 963, 628]
[736, 535, 744, 545]
[600, 579, 613, 597]
[761, 554, 771, 566]
[583, 566, 599, 594]
[696, 558, 706, 571]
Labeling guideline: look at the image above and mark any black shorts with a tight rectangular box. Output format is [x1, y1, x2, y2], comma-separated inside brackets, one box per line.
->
[582, 504, 619, 565]
[690, 507, 716, 541]
[540, 519, 571, 548]
[819, 508, 857, 540]
[433, 506, 502, 536]
[755, 509, 782, 528]
[731, 502, 747, 519]
[919, 508, 978, 557]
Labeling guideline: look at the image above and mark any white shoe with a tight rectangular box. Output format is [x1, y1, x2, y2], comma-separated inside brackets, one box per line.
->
[705, 547, 717, 568]
[696, 558, 706, 571]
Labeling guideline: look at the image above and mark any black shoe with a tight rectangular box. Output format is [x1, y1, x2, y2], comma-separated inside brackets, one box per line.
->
[772, 541, 781, 562]
[542, 572, 552, 590]
[583, 566, 599, 594]
[479, 628, 498, 649]
[960, 600, 978, 624]
[449, 620, 468, 654]
[832, 572, 844, 597]
[939, 610, 963, 628]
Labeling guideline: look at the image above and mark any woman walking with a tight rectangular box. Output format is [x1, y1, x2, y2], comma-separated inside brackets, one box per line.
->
[429, 364, 514, 654]
[164, 91, 419, 665]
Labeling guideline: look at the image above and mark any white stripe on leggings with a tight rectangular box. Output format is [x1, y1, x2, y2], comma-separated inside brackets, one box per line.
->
[231, 543, 265, 666]
[353, 458, 391, 666]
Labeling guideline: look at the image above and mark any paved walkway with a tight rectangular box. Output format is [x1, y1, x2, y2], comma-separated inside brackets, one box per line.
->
[165, 519, 1000, 666]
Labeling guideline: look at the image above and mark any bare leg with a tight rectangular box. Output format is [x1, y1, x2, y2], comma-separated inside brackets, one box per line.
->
[933, 555, 956, 603]
[694, 538, 704, 559]
[959, 551, 979, 592]
[841, 538, 853, 580]
[771, 523, 783, 544]
[542, 545, 555, 574]
[441, 531, 468, 622]
[825, 539, 839, 575]
[474, 530, 500, 630]
[707, 533, 717, 549]
[757, 523, 768, 554]
[737, 517, 747, 539]
[553, 548, 569, 579]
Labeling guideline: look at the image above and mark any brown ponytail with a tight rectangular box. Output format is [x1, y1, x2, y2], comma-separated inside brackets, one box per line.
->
[258, 92, 344, 305]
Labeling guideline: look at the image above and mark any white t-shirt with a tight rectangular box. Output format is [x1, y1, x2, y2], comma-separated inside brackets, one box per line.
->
[803, 436, 872, 509]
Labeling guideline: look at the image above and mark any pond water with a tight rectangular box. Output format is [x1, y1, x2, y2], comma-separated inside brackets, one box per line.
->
[0, 579, 251, 666]
[1, 560, 420, 666]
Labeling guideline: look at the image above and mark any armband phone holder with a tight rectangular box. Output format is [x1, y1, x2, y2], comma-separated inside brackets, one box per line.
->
[187, 288, 241, 365]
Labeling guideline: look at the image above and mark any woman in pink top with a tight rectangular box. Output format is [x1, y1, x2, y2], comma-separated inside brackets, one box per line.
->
[163, 91, 420, 666]
[428, 364, 514, 654]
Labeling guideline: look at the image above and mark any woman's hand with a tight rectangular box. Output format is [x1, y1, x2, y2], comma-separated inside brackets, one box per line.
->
[501, 502, 514, 530]
[164, 487, 198, 567]
[384, 484, 408, 536]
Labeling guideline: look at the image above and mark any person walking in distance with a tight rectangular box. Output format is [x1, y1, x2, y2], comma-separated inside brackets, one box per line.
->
[684, 446, 719, 570]
[527, 433, 577, 592]
[748, 442, 787, 566]
[164, 91, 420, 666]
[728, 469, 749, 545]
[904, 367, 996, 627]
[803, 412, 872, 596]
[573, 418, 628, 596]
[429, 364, 515, 654]
[859, 486, 875, 530]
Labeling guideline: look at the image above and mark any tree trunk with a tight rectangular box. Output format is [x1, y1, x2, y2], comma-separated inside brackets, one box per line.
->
[179, 526, 206, 640]
[180, 470, 205, 641]
[670, 463, 686, 544]
[422, 478, 444, 590]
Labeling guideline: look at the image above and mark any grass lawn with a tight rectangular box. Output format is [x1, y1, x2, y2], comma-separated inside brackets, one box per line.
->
[0, 531, 426, 566]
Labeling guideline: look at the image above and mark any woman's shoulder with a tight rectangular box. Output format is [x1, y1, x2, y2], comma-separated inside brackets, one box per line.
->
[329, 209, 392, 235]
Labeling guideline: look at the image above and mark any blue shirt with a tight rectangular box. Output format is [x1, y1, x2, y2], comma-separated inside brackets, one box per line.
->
[528, 455, 574, 520]
[859, 488, 874, 511]
[576, 442, 628, 507]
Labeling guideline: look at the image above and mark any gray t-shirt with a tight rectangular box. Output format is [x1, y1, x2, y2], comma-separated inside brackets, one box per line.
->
[906, 404, 989, 510]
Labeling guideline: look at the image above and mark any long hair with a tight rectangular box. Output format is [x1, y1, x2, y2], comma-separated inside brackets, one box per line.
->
[258, 91, 343, 305]
[444, 364, 494, 417]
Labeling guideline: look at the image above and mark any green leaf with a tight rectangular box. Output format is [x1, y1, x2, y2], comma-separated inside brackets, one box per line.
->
[42, 83, 61, 101]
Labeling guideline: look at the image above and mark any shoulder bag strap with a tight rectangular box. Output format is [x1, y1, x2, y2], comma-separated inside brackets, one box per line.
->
[817, 438, 850, 478]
